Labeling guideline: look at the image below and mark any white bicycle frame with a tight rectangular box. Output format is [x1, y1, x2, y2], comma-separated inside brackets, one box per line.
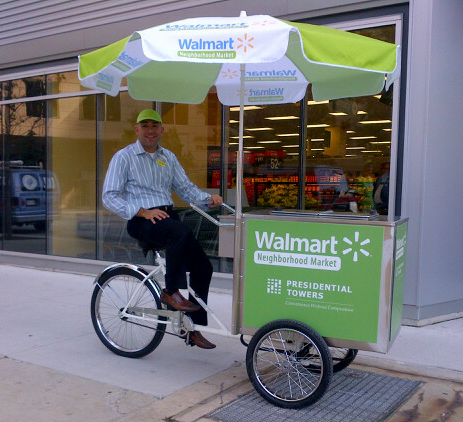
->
[112, 201, 238, 339]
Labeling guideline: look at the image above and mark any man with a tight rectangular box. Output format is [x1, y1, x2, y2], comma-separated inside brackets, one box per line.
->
[103, 109, 222, 349]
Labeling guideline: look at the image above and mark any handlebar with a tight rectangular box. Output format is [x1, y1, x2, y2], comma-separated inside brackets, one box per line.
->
[190, 200, 235, 227]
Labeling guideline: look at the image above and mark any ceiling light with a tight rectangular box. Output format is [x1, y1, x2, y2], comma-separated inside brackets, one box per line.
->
[245, 146, 265, 149]
[307, 100, 329, 105]
[369, 141, 391, 145]
[346, 130, 355, 134]
[246, 127, 274, 131]
[346, 146, 366, 150]
[307, 124, 330, 128]
[276, 133, 299, 137]
[230, 135, 254, 139]
[229, 120, 239, 124]
[357, 110, 368, 115]
[349, 136, 377, 140]
[311, 148, 325, 151]
[286, 152, 300, 155]
[382, 128, 392, 132]
[329, 112, 348, 116]
[359, 120, 392, 124]
[265, 116, 299, 120]
[310, 138, 324, 142]
[284, 144, 299, 148]
[361, 150, 382, 153]
[257, 140, 281, 144]
[229, 106, 262, 111]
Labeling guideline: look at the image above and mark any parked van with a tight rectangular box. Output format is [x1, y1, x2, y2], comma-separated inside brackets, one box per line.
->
[1, 162, 60, 231]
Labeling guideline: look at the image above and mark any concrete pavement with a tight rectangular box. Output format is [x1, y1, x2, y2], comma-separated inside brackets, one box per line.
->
[0, 263, 462, 421]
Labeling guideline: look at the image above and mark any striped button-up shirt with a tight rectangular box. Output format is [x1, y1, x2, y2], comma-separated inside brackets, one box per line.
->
[102, 140, 210, 220]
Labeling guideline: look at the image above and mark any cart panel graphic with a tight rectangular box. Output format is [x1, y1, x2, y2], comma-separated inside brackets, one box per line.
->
[243, 218, 385, 343]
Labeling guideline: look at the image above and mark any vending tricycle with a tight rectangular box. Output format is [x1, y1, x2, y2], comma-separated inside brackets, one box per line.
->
[91, 202, 408, 408]
[81, 11, 404, 408]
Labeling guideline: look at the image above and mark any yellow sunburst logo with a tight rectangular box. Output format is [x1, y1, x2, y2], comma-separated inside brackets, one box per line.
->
[236, 33, 254, 53]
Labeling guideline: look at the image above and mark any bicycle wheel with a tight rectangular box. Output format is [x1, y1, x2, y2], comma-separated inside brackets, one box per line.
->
[246, 319, 333, 409]
[91, 265, 166, 358]
[331, 348, 358, 373]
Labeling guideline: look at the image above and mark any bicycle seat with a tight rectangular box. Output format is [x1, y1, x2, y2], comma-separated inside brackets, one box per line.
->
[137, 239, 163, 257]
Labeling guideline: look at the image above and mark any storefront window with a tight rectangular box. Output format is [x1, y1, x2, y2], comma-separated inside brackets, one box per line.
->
[304, 23, 397, 215]
[98, 93, 222, 265]
[0, 99, 46, 253]
[305, 87, 393, 214]
[161, 95, 223, 267]
[227, 104, 301, 209]
[48, 96, 96, 258]
[0, 17, 400, 269]
[229, 24, 396, 215]
[99, 92, 154, 263]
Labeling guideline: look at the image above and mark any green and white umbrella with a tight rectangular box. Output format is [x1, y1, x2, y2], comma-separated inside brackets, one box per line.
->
[79, 13, 400, 104]
[78, 11, 400, 218]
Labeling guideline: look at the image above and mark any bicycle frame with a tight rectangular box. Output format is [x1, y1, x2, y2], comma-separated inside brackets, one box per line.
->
[94, 258, 238, 339]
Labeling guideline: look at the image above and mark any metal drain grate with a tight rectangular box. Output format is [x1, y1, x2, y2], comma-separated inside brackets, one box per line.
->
[208, 369, 421, 422]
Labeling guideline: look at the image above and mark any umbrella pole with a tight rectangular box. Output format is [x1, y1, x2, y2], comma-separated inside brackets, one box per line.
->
[231, 63, 245, 335]
[235, 64, 245, 219]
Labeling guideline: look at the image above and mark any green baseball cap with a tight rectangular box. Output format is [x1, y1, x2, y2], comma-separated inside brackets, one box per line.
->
[136, 109, 162, 124]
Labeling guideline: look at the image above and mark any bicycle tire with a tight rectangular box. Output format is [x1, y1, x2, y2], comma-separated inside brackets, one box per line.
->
[331, 348, 358, 373]
[246, 319, 333, 409]
[91, 266, 166, 358]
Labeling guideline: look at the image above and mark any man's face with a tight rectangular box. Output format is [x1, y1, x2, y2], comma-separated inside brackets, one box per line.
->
[135, 120, 164, 153]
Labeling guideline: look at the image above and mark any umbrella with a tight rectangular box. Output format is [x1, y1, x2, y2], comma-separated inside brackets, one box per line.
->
[79, 13, 400, 105]
[78, 12, 400, 214]
[78, 11, 401, 284]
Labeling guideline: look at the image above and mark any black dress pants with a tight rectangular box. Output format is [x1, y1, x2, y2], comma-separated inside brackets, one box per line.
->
[127, 209, 212, 326]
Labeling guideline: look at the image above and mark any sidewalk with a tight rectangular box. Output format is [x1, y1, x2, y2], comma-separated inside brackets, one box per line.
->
[0, 263, 462, 421]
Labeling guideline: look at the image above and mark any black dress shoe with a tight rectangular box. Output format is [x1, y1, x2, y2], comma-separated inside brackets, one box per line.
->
[160, 289, 201, 312]
[188, 331, 216, 349]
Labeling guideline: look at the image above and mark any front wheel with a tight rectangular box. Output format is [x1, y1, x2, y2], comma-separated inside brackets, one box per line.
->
[246, 320, 333, 409]
[91, 266, 166, 358]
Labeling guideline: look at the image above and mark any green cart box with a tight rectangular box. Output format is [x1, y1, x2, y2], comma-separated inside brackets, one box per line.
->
[229, 212, 408, 353]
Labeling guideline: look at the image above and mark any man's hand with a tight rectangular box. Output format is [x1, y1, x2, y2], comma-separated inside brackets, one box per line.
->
[136, 207, 169, 224]
[209, 194, 223, 207]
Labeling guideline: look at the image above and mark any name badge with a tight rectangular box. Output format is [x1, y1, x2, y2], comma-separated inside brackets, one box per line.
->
[157, 159, 166, 167]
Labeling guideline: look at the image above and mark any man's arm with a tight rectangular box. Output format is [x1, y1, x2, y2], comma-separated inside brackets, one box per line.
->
[102, 152, 138, 220]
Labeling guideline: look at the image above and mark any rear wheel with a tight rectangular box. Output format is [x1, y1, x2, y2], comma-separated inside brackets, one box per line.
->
[246, 319, 332, 409]
[91, 266, 166, 358]
[331, 348, 358, 373]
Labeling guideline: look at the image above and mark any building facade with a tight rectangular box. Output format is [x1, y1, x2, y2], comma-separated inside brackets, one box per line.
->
[1, 0, 462, 325]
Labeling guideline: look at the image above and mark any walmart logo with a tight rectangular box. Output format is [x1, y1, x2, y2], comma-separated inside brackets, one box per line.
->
[236, 33, 254, 53]
[342, 231, 371, 262]
[177, 33, 254, 59]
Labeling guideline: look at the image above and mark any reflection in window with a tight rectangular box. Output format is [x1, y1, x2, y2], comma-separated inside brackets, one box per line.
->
[0, 102, 46, 253]
[47, 72, 89, 95]
[48, 97, 96, 259]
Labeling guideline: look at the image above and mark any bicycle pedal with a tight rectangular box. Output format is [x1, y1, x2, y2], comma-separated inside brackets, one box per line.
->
[164, 303, 177, 311]
[185, 332, 194, 347]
